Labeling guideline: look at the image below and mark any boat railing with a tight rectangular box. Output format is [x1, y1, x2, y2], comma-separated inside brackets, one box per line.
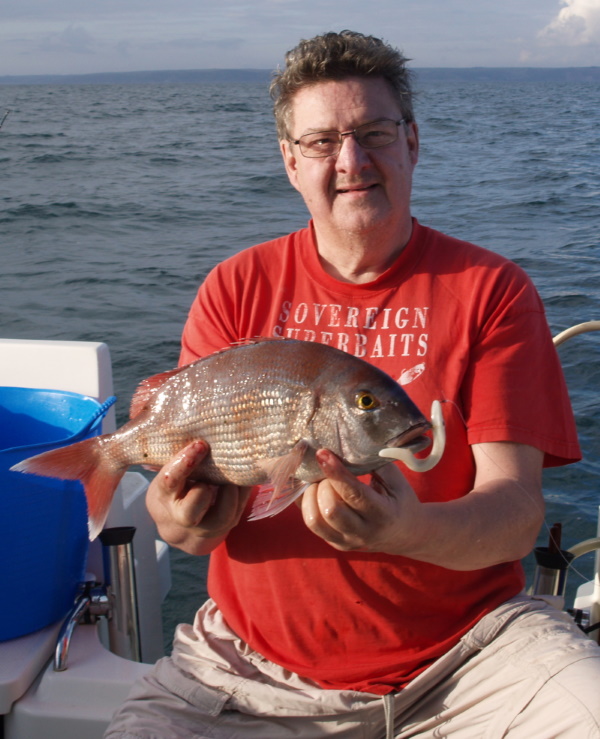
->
[530, 321, 600, 643]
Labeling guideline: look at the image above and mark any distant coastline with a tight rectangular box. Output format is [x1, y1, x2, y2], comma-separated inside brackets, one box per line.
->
[1, 66, 599, 86]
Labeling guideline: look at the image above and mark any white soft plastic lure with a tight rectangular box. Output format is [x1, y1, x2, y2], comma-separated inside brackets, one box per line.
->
[379, 400, 446, 472]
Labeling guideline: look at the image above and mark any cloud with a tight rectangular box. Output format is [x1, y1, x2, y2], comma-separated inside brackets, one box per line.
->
[1, 0, 598, 75]
[539, 0, 600, 45]
[38, 24, 98, 56]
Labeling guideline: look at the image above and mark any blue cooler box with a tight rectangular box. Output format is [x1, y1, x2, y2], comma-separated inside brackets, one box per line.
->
[0, 387, 114, 641]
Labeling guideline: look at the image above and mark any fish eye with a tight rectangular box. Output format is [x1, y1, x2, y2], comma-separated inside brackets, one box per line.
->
[355, 391, 380, 411]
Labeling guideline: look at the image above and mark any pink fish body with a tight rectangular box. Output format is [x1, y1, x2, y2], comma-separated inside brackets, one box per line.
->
[11, 339, 430, 539]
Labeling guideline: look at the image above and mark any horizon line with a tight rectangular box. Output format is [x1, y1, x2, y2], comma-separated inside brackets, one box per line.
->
[1, 65, 598, 85]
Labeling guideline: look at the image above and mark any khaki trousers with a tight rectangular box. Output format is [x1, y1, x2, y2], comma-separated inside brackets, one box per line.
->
[105, 595, 600, 738]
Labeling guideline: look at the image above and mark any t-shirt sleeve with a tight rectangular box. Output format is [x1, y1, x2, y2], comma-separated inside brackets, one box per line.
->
[179, 263, 240, 366]
[178, 230, 299, 367]
[460, 266, 581, 467]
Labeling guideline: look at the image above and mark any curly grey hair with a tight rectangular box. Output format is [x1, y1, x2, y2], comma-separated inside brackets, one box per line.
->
[270, 30, 415, 140]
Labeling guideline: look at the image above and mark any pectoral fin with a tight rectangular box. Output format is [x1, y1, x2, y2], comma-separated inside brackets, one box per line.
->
[248, 480, 310, 520]
[248, 440, 310, 520]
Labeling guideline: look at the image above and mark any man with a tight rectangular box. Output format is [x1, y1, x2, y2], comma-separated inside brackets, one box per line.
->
[106, 31, 600, 738]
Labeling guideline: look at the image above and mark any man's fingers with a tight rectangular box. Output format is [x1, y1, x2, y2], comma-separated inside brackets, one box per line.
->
[172, 483, 218, 528]
[301, 482, 351, 546]
[315, 449, 370, 511]
[201, 484, 253, 529]
[161, 440, 208, 497]
[315, 448, 348, 481]
[369, 463, 407, 496]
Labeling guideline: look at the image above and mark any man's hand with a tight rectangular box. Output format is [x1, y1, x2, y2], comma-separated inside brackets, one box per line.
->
[145, 440, 252, 555]
[300, 449, 420, 553]
[301, 443, 545, 570]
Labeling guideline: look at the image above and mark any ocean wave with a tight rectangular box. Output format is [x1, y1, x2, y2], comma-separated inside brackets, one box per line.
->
[2, 78, 598, 621]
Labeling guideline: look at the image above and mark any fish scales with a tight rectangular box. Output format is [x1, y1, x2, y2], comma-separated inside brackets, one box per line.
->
[130, 359, 318, 484]
[11, 339, 431, 539]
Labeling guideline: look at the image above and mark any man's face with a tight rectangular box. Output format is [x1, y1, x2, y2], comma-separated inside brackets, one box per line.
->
[280, 76, 419, 244]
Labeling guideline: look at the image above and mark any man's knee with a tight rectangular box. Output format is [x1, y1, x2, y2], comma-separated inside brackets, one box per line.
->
[506, 654, 600, 737]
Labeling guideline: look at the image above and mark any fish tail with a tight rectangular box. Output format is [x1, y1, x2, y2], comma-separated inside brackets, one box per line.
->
[10, 437, 125, 541]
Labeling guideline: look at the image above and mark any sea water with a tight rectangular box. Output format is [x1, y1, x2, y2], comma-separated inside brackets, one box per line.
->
[1, 74, 599, 646]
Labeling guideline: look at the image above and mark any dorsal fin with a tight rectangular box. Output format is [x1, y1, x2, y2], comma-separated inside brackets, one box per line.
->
[129, 366, 188, 418]
[129, 338, 283, 419]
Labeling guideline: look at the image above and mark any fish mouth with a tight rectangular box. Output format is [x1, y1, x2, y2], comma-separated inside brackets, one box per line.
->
[380, 400, 446, 473]
[386, 421, 432, 453]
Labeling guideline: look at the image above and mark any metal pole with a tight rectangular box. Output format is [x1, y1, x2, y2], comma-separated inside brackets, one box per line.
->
[531, 523, 574, 598]
[99, 526, 142, 662]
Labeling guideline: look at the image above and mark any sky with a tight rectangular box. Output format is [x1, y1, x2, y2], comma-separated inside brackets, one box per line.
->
[1, 0, 599, 77]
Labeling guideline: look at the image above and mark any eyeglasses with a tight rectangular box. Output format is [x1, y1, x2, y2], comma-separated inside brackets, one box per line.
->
[291, 119, 405, 158]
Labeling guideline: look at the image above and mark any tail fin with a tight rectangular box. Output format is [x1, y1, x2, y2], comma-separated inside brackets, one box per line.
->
[10, 437, 126, 541]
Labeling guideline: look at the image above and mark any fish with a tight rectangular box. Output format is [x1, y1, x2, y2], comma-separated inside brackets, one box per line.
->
[11, 338, 435, 540]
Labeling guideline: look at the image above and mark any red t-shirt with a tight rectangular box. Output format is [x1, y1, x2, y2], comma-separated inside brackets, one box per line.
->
[180, 219, 580, 694]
